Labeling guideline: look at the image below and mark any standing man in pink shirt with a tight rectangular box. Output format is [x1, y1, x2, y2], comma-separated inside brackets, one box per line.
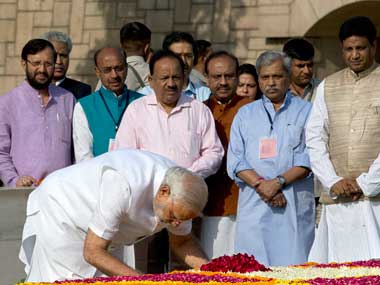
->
[115, 50, 223, 272]
[115, 50, 223, 177]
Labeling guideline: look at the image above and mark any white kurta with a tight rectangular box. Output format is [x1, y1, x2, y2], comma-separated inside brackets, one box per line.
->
[19, 149, 191, 282]
[306, 81, 380, 262]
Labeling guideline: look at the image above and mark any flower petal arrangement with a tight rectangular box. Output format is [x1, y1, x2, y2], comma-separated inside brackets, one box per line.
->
[200, 253, 271, 273]
[18, 254, 380, 285]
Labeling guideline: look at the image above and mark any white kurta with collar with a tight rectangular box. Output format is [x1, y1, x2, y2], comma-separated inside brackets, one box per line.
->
[306, 78, 380, 263]
[19, 149, 190, 282]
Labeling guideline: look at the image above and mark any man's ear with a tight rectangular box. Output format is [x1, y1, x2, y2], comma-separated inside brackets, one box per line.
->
[158, 184, 171, 197]
[143, 43, 151, 59]
[205, 74, 210, 88]
[95, 66, 101, 80]
[21, 60, 26, 73]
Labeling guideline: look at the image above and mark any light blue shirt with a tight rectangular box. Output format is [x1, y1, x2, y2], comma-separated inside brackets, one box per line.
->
[138, 81, 211, 102]
[227, 92, 315, 266]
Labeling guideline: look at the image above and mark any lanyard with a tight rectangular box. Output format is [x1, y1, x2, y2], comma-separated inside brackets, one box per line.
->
[262, 99, 274, 133]
[99, 89, 128, 131]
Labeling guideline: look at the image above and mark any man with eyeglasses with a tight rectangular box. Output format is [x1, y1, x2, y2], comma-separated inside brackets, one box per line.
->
[19, 149, 209, 282]
[0, 38, 75, 187]
[138, 32, 211, 102]
[42, 31, 92, 100]
[72, 47, 143, 162]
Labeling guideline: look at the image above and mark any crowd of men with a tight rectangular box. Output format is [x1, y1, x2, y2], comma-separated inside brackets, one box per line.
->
[1, 15, 380, 282]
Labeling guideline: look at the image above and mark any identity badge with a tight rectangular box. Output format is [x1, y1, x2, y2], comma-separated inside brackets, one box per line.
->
[259, 137, 277, 159]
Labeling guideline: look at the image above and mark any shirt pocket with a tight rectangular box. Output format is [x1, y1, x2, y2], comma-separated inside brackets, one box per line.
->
[55, 112, 71, 145]
[369, 99, 380, 116]
[177, 129, 202, 159]
[287, 124, 303, 149]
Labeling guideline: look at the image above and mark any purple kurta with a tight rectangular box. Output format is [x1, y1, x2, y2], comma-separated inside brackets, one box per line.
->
[0, 81, 75, 186]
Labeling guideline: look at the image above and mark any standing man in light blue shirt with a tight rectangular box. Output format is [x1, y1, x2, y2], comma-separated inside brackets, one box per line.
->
[227, 51, 314, 266]
[138, 32, 211, 102]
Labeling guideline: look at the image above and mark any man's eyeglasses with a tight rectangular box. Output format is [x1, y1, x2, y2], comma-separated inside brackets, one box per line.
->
[25, 59, 54, 69]
[97, 65, 126, 74]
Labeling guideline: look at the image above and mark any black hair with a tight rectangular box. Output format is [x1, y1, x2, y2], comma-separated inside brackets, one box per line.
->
[238, 63, 262, 99]
[120, 21, 151, 44]
[149, 49, 185, 76]
[283, 38, 315, 61]
[194, 39, 212, 65]
[21, 38, 57, 62]
[93, 47, 127, 67]
[204, 50, 239, 75]
[339, 16, 377, 44]
[162, 31, 197, 55]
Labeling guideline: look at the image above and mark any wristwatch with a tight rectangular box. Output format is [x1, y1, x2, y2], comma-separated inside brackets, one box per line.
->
[276, 175, 286, 188]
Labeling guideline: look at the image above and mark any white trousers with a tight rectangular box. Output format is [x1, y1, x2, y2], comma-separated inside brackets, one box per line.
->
[309, 200, 380, 263]
[200, 215, 236, 259]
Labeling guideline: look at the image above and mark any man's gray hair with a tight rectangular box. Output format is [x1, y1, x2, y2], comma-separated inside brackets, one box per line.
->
[162, 166, 208, 214]
[41, 31, 72, 53]
[256, 51, 291, 76]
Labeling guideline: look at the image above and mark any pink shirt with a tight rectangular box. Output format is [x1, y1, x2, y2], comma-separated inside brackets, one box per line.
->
[115, 93, 223, 178]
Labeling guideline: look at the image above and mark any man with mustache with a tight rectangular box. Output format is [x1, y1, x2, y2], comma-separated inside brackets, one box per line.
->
[42, 31, 92, 100]
[138, 32, 211, 102]
[307, 16, 380, 262]
[201, 51, 250, 259]
[0, 39, 75, 187]
[227, 51, 314, 266]
[282, 38, 320, 102]
[73, 47, 143, 162]
[283, 38, 323, 223]
[115, 50, 223, 272]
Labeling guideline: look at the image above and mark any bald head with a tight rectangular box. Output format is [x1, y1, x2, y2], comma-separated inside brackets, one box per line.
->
[94, 47, 126, 67]
[94, 47, 127, 95]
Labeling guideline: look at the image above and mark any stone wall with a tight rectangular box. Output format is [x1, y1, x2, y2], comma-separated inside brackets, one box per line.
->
[0, 0, 376, 94]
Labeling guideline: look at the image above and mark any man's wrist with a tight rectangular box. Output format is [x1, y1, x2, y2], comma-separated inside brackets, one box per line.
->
[251, 176, 263, 188]
[276, 175, 286, 189]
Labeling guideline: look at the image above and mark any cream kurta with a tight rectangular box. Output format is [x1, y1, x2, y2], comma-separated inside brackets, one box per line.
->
[19, 149, 191, 282]
[306, 68, 380, 262]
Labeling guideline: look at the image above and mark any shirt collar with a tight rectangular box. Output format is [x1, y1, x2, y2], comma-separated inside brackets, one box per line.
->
[349, 62, 378, 80]
[146, 93, 192, 109]
[99, 85, 129, 100]
[183, 81, 196, 96]
[209, 94, 235, 105]
[126, 56, 145, 64]
[55, 77, 66, 86]
[262, 91, 291, 111]
[22, 80, 55, 105]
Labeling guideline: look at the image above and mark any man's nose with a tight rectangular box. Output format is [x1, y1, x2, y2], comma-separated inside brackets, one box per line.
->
[110, 68, 118, 77]
[352, 49, 360, 59]
[37, 64, 48, 72]
[180, 55, 187, 63]
[303, 66, 312, 75]
[219, 75, 228, 85]
[56, 54, 63, 64]
[168, 77, 176, 86]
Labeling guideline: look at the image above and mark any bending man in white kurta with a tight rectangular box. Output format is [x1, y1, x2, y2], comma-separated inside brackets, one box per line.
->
[19, 149, 209, 282]
[306, 16, 380, 262]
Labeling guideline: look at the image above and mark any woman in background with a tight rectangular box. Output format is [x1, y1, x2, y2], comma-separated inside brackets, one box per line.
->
[236, 63, 262, 101]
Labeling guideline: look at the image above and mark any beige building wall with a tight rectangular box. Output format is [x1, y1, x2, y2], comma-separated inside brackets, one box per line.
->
[0, 0, 379, 95]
